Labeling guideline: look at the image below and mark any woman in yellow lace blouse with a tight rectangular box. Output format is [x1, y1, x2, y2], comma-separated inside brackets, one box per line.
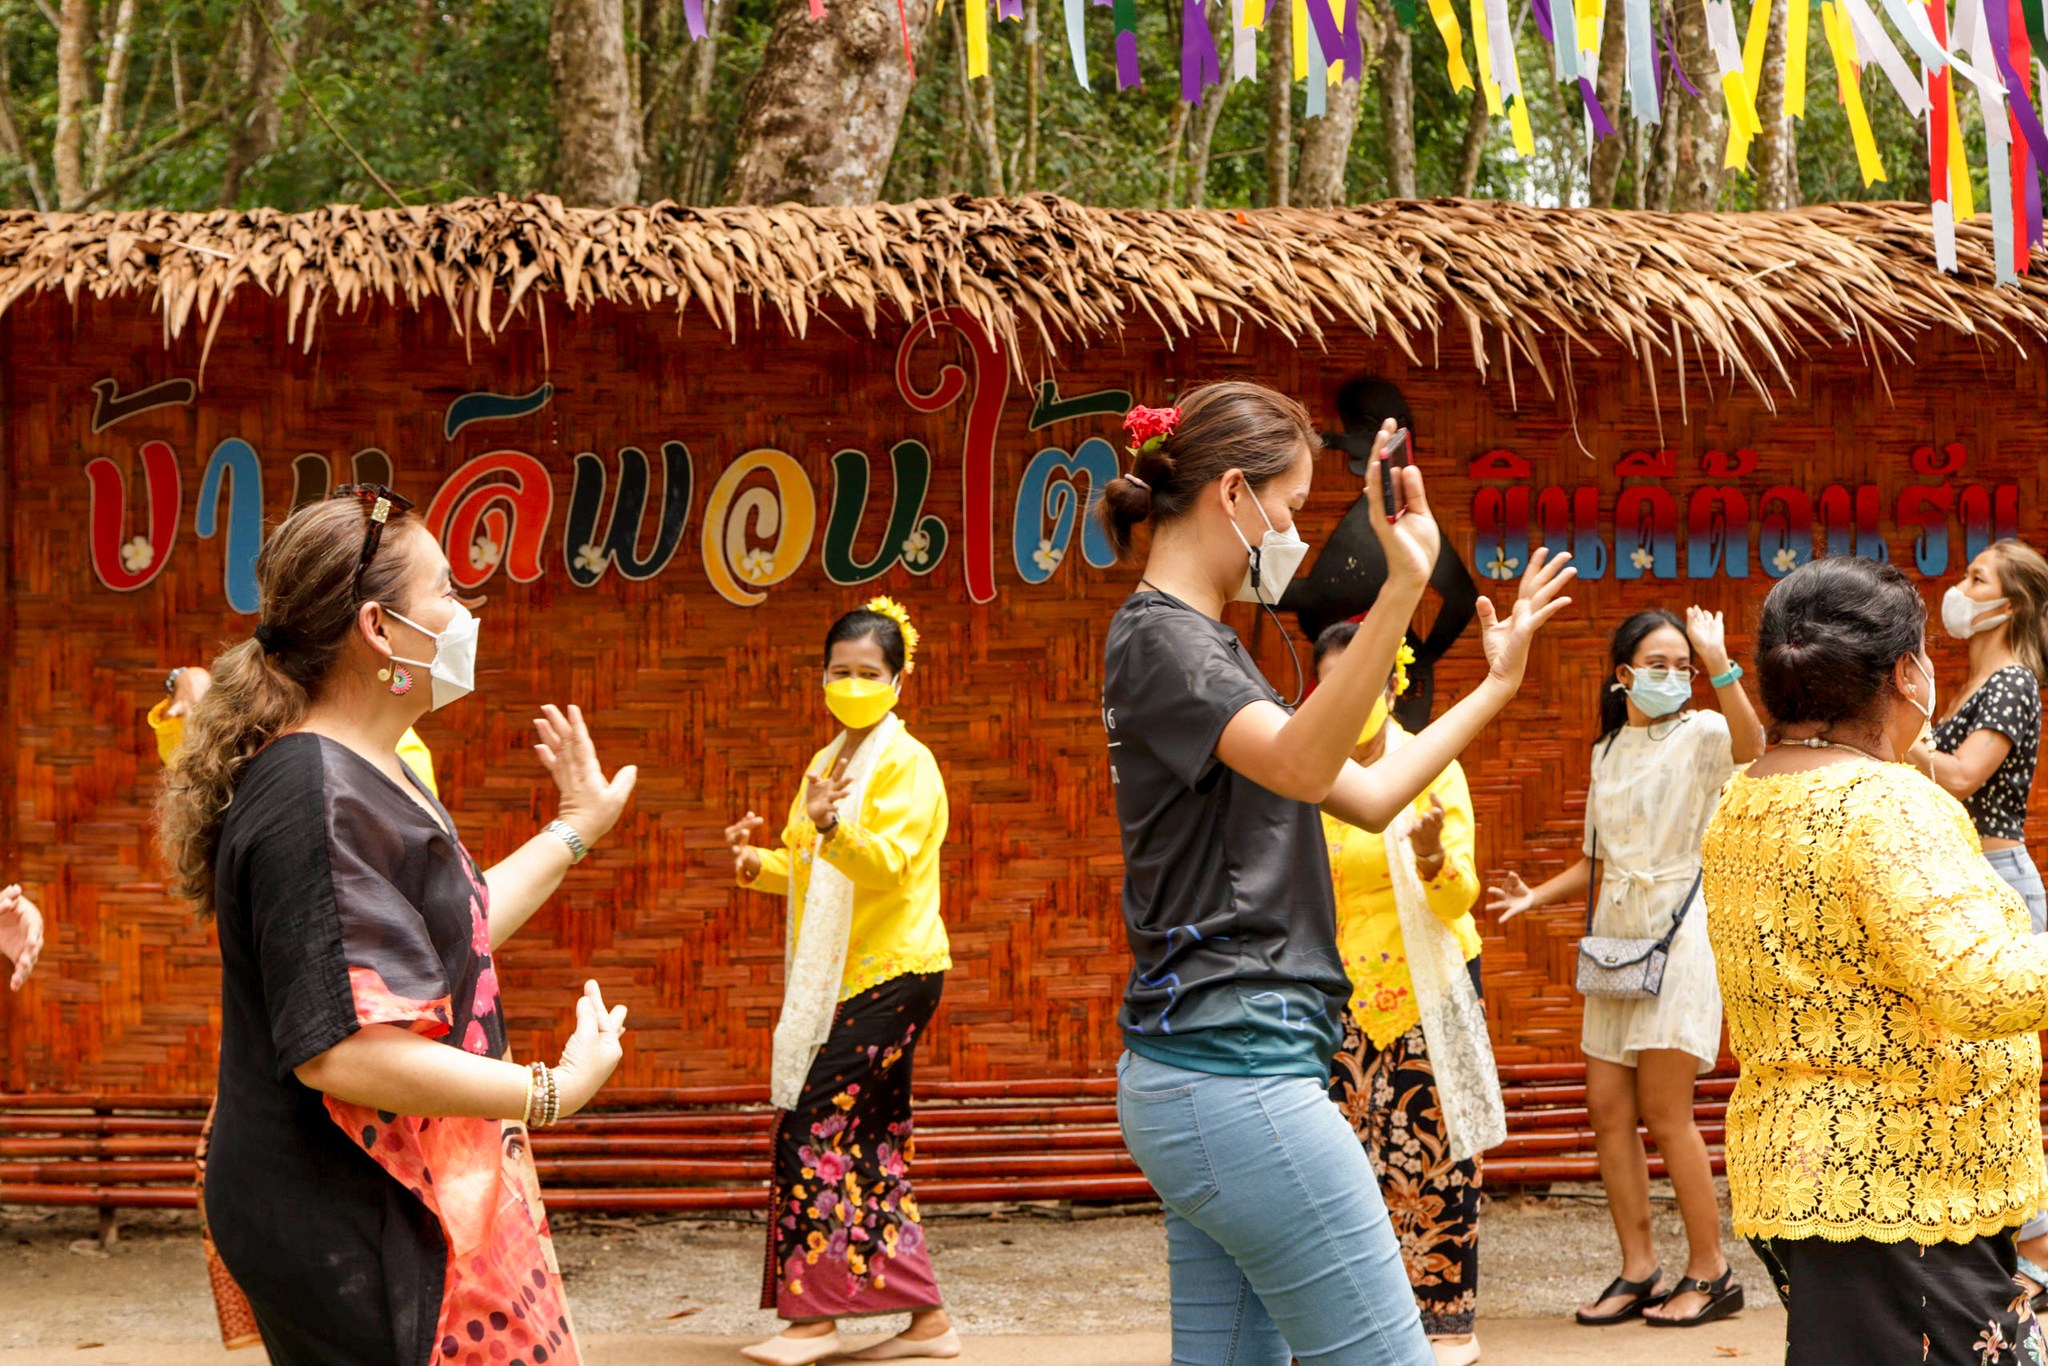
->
[1703, 556, 2048, 1366]
[722, 598, 955, 1366]
[1315, 625, 1488, 1366]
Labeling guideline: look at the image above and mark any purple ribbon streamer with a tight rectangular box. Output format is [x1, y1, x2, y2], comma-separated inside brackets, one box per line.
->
[1662, 5, 1703, 96]
[1305, 0, 1348, 69]
[1530, 0, 1558, 48]
[1116, 27, 1143, 85]
[1579, 75, 1618, 135]
[999, 0, 1024, 19]
[1182, 0, 1223, 99]
[1985, 0, 2048, 165]
[1342, 0, 1363, 77]
[684, 0, 707, 39]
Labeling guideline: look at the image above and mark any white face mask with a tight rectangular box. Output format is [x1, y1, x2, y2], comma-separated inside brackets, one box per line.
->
[1229, 490, 1310, 605]
[1908, 654, 1936, 723]
[1941, 585, 2010, 640]
[387, 603, 480, 711]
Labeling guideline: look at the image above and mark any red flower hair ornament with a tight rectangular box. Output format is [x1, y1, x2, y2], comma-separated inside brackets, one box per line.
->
[1123, 405, 1182, 462]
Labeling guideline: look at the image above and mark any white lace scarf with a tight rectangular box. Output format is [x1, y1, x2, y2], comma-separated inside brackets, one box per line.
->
[1383, 802, 1506, 1165]
[769, 714, 903, 1111]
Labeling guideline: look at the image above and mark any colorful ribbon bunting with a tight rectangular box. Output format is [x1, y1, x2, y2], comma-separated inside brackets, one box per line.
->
[1066, 0, 1091, 86]
[1839, 0, 1932, 112]
[1822, 0, 1889, 182]
[1113, 0, 1142, 86]
[1232, 0, 1259, 81]
[1956, 0, 2019, 279]
[1625, 0, 1661, 122]
[1183, 0, 1223, 100]
[1430, 0, 1477, 92]
[1788, 0, 1810, 116]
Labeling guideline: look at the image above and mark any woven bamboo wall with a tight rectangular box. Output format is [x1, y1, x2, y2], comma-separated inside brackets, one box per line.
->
[2, 292, 2043, 1096]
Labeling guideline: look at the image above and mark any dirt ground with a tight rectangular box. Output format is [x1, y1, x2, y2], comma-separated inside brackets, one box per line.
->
[1, 1181, 1772, 1350]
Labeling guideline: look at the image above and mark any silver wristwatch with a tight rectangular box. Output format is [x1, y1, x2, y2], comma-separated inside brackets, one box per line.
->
[543, 819, 589, 863]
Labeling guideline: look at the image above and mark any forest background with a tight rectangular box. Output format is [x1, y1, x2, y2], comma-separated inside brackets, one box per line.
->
[0, 0, 1949, 219]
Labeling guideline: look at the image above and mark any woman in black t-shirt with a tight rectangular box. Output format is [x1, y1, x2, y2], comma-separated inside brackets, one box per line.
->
[1910, 539, 2048, 927]
[1908, 537, 2048, 1297]
[1095, 381, 1575, 1366]
[156, 491, 639, 1366]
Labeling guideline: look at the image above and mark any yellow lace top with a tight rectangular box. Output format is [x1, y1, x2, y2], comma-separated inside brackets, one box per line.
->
[1322, 722, 1482, 1049]
[740, 727, 953, 1001]
[1702, 760, 2048, 1244]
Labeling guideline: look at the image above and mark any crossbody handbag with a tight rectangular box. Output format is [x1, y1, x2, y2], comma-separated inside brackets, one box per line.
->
[1574, 829, 1703, 1001]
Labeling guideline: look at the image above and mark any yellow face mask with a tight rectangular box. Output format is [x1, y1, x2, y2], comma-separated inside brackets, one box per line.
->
[1358, 695, 1390, 748]
[824, 677, 898, 730]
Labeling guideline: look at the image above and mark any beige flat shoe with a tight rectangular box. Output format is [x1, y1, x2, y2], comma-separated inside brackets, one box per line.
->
[740, 1331, 843, 1366]
[1430, 1334, 1480, 1366]
[846, 1328, 963, 1360]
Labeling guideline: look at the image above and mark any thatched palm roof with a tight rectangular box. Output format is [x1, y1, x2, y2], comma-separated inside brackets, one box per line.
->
[0, 193, 2040, 399]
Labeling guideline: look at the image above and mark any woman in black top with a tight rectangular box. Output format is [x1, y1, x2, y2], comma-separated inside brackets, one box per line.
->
[1909, 537, 2048, 1296]
[1095, 381, 1575, 1366]
[157, 490, 639, 1366]
[1910, 539, 2048, 928]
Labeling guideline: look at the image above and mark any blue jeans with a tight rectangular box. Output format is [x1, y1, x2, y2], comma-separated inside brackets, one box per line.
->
[1117, 1051, 1433, 1366]
[1986, 846, 2048, 935]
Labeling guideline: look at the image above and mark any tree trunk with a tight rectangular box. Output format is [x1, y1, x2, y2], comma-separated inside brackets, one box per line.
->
[1296, 71, 1364, 206]
[0, 44, 51, 211]
[1653, 0, 1724, 210]
[1184, 0, 1233, 206]
[550, 0, 640, 204]
[678, 0, 734, 203]
[1586, 0, 1629, 205]
[1378, 25, 1417, 197]
[1022, 0, 1042, 188]
[724, 0, 934, 204]
[1551, 64, 1585, 203]
[1264, 5, 1292, 205]
[54, 0, 91, 208]
[636, 0, 673, 194]
[90, 0, 138, 191]
[218, 0, 293, 210]
[1454, 81, 1488, 194]
[1163, 99, 1190, 204]
[1753, 0, 1801, 208]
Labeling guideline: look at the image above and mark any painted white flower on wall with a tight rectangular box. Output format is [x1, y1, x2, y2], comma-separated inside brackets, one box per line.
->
[1773, 547, 1803, 574]
[902, 529, 932, 567]
[740, 547, 775, 583]
[1485, 547, 1519, 581]
[1630, 547, 1655, 571]
[574, 543, 607, 574]
[471, 536, 503, 570]
[120, 536, 153, 573]
[1032, 538, 1064, 574]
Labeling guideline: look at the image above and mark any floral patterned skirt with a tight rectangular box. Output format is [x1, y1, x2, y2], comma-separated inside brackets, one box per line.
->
[762, 971, 945, 1322]
[1328, 1015, 1480, 1337]
[1750, 1231, 2048, 1366]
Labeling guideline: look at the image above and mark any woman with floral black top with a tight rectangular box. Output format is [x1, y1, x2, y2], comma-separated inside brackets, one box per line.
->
[1908, 537, 2048, 1298]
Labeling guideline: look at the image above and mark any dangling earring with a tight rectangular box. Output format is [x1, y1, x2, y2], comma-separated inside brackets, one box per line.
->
[386, 665, 414, 696]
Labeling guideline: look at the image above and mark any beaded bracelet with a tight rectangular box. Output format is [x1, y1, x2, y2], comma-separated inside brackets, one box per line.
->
[524, 1060, 549, 1128]
[542, 1065, 561, 1128]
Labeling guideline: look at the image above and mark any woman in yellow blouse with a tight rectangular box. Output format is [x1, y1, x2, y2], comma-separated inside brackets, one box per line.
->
[1316, 624, 1491, 1366]
[723, 597, 956, 1366]
[1704, 556, 2048, 1366]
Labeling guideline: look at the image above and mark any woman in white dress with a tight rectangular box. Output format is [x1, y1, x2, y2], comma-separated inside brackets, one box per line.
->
[1489, 607, 1764, 1328]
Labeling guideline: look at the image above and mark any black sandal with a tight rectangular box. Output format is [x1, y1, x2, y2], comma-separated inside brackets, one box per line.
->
[1645, 1266, 1745, 1328]
[1574, 1269, 1668, 1326]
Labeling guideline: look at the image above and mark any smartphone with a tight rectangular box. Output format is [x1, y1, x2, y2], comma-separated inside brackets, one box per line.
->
[1379, 428, 1412, 523]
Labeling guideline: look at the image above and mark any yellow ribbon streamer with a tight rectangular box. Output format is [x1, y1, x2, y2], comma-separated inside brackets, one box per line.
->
[1509, 96, 1536, 153]
[1576, 0, 1602, 57]
[1946, 74, 1975, 219]
[1246, 0, 1266, 28]
[1787, 0, 1809, 117]
[1726, 0, 1774, 168]
[967, 0, 990, 76]
[1429, 0, 1477, 90]
[1822, 0, 1887, 184]
[1293, 0, 1310, 80]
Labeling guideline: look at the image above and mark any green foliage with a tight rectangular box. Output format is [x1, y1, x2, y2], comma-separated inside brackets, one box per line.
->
[0, 0, 1980, 214]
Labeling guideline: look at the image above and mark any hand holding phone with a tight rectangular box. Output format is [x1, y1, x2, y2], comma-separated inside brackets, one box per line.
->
[1379, 428, 1412, 524]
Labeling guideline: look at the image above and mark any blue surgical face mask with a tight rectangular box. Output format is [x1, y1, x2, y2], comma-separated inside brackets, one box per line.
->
[1617, 665, 1692, 720]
